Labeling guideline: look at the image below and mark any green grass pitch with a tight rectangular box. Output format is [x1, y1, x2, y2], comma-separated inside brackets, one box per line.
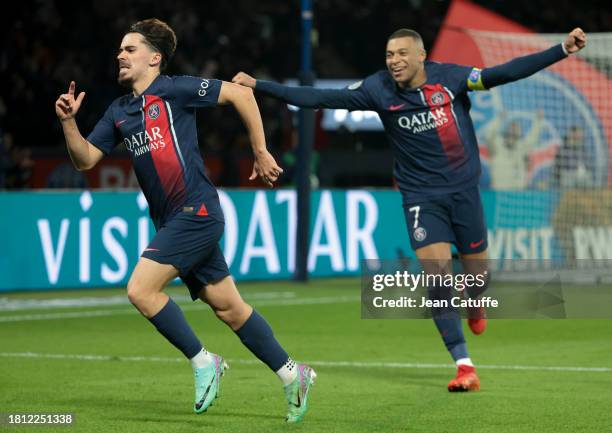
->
[1, 279, 611, 433]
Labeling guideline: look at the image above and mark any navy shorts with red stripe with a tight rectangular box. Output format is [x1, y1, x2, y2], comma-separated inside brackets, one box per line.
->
[142, 209, 230, 300]
[402, 186, 488, 254]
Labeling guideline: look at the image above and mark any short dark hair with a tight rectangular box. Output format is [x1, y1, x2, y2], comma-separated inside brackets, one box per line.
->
[388, 28, 424, 48]
[129, 18, 177, 71]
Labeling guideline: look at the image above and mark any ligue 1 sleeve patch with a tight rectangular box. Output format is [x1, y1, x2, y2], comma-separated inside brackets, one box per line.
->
[347, 80, 363, 90]
[467, 68, 486, 91]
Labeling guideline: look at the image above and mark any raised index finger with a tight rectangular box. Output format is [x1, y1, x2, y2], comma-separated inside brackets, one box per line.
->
[68, 81, 76, 95]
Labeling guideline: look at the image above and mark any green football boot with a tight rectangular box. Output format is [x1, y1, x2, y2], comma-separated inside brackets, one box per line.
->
[194, 352, 227, 414]
[284, 364, 317, 423]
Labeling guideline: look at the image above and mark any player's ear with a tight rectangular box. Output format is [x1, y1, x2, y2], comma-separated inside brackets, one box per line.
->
[419, 48, 427, 62]
[150, 52, 162, 68]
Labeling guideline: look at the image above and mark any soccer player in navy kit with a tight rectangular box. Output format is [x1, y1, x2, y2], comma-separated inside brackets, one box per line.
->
[233, 27, 587, 391]
[55, 19, 315, 423]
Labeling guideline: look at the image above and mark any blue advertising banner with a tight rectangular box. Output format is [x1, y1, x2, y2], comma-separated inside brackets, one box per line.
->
[0, 190, 407, 291]
[1, 189, 610, 291]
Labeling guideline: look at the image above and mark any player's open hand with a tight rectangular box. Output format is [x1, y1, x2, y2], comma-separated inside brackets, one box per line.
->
[563, 28, 586, 54]
[232, 72, 257, 89]
[250, 150, 283, 187]
[55, 81, 86, 121]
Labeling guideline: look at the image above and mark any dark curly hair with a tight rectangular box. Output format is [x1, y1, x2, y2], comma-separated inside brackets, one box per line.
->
[129, 18, 177, 71]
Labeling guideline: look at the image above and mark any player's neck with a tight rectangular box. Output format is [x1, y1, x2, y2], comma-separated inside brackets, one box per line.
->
[132, 71, 161, 96]
[398, 69, 427, 90]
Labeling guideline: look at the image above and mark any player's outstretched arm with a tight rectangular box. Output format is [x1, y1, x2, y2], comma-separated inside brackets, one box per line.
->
[55, 81, 104, 171]
[218, 81, 283, 187]
[478, 28, 587, 90]
[232, 71, 373, 111]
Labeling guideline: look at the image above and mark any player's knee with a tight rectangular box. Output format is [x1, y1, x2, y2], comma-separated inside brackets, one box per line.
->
[421, 259, 452, 276]
[214, 305, 239, 326]
[213, 301, 250, 328]
[127, 279, 148, 307]
[467, 269, 491, 298]
[213, 307, 233, 324]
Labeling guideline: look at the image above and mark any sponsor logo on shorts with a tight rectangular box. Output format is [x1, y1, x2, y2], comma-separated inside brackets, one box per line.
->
[413, 227, 427, 242]
[469, 239, 485, 249]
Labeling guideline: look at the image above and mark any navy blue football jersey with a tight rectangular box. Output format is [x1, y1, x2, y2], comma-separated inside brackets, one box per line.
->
[87, 75, 223, 227]
[259, 61, 486, 201]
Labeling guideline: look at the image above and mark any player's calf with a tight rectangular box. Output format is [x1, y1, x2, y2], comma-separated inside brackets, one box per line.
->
[464, 269, 490, 335]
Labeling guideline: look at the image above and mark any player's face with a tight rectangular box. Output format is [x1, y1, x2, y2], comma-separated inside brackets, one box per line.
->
[116, 33, 160, 86]
[386, 37, 426, 87]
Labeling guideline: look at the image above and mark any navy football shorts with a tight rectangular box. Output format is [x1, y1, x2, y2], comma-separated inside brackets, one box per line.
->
[402, 186, 488, 254]
[141, 211, 230, 300]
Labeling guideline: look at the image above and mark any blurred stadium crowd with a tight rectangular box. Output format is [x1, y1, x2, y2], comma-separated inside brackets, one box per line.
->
[0, 0, 610, 189]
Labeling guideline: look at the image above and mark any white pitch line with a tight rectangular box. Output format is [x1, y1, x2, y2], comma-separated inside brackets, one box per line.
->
[0, 296, 360, 323]
[1, 351, 610, 373]
[0, 291, 297, 312]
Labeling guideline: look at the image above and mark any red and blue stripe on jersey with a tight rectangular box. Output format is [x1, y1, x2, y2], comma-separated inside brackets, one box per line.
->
[420, 84, 465, 166]
[142, 95, 187, 216]
[374, 63, 480, 200]
[87, 75, 223, 228]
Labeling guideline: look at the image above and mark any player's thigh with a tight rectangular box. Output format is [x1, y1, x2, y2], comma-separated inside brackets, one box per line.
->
[143, 213, 225, 278]
[182, 244, 231, 301]
[128, 257, 179, 295]
[450, 186, 488, 255]
[403, 198, 454, 252]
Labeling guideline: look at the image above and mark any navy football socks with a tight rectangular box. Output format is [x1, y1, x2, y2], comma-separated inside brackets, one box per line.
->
[235, 310, 289, 371]
[428, 285, 469, 361]
[148, 297, 202, 359]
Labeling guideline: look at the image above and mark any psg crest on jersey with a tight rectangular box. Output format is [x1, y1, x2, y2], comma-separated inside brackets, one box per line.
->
[430, 92, 445, 105]
[148, 103, 160, 120]
[413, 227, 427, 242]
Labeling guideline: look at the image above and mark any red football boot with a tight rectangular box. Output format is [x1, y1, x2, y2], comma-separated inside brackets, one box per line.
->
[466, 305, 487, 335]
[447, 365, 480, 392]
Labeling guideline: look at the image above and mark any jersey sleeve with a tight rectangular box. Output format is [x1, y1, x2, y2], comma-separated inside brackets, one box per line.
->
[256, 73, 380, 111]
[344, 75, 381, 110]
[437, 63, 485, 95]
[87, 105, 120, 155]
[171, 76, 222, 108]
[480, 44, 567, 89]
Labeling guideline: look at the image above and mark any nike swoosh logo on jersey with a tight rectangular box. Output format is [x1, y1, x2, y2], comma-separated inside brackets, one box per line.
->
[143, 248, 160, 252]
[469, 240, 484, 249]
[388, 103, 406, 111]
[114, 119, 127, 127]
